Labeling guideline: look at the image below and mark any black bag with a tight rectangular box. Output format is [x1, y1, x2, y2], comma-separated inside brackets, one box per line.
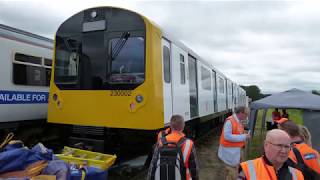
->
[288, 147, 320, 180]
[153, 137, 187, 180]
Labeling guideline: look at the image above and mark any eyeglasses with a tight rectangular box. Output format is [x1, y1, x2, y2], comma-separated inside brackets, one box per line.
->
[266, 141, 291, 150]
[242, 111, 249, 115]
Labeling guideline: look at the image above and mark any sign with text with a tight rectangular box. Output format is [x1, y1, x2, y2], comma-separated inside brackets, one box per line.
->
[0, 90, 49, 104]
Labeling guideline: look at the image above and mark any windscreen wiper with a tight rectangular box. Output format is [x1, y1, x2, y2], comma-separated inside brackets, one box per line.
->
[65, 38, 81, 52]
[111, 32, 130, 61]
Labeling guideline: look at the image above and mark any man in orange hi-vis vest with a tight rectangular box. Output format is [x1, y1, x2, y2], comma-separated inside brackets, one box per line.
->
[278, 120, 319, 179]
[238, 129, 304, 180]
[147, 115, 199, 180]
[218, 106, 251, 180]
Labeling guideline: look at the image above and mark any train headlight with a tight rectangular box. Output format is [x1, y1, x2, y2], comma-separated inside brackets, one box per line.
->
[135, 95, 143, 103]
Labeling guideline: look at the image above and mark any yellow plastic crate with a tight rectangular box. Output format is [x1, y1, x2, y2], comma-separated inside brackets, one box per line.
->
[56, 146, 117, 170]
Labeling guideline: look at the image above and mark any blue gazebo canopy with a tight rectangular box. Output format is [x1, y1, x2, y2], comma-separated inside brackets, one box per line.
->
[249, 88, 320, 151]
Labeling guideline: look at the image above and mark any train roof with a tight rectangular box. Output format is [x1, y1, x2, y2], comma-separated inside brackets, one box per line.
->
[0, 24, 53, 49]
[138, 12, 234, 82]
[160, 29, 244, 90]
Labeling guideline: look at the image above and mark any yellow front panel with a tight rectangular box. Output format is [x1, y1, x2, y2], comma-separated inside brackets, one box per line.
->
[48, 18, 164, 130]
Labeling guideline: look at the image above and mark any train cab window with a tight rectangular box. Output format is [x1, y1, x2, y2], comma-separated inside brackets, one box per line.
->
[163, 46, 171, 83]
[201, 66, 211, 90]
[218, 77, 225, 94]
[180, 54, 185, 84]
[13, 53, 51, 86]
[110, 36, 145, 84]
[54, 36, 81, 84]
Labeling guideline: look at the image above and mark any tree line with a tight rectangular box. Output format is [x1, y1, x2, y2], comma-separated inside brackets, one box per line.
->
[240, 85, 319, 102]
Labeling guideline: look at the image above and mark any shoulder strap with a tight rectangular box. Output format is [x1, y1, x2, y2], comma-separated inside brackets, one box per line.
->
[160, 130, 166, 138]
[160, 128, 171, 138]
[177, 137, 186, 147]
[292, 147, 305, 165]
[160, 137, 168, 146]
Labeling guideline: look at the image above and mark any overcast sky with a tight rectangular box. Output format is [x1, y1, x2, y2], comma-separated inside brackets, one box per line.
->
[1, 0, 319, 93]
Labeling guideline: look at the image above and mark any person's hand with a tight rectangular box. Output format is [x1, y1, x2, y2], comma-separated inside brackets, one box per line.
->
[245, 133, 251, 140]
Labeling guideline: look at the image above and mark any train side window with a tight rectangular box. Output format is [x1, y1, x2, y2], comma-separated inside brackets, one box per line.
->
[228, 82, 232, 95]
[13, 53, 51, 86]
[163, 46, 171, 83]
[180, 54, 185, 84]
[201, 66, 211, 90]
[45, 68, 52, 86]
[218, 77, 225, 94]
[44, 58, 52, 66]
[44, 58, 52, 86]
[15, 53, 42, 64]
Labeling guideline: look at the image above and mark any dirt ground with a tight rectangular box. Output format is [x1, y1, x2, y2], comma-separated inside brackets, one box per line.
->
[196, 128, 225, 179]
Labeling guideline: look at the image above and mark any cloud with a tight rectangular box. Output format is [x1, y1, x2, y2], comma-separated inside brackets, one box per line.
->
[0, 1, 319, 94]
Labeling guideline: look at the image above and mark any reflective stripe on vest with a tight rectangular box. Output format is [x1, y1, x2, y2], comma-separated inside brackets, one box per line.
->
[186, 169, 192, 180]
[183, 139, 191, 164]
[247, 160, 256, 180]
[289, 167, 297, 180]
[244, 158, 301, 180]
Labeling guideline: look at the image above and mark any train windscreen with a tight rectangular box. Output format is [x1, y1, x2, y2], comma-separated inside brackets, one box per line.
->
[54, 7, 146, 90]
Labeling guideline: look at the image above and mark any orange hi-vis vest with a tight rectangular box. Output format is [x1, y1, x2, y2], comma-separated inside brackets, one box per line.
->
[289, 143, 320, 174]
[219, 115, 245, 147]
[276, 118, 288, 124]
[240, 157, 304, 180]
[159, 131, 193, 180]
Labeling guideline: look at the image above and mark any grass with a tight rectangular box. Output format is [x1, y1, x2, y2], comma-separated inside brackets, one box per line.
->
[245, 109, 303, 160]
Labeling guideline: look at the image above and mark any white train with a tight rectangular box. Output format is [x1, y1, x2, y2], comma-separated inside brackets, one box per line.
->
[0, 24, 53, 128]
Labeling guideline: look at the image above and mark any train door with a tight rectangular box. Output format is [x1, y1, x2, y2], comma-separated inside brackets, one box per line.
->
[225, 80, 228, 109]
[233, 85, 238, 107]
[188, 55, 198, 118]
[231, 83, 235, 111]
[217, 75, 226, 112]
[227, 80, 232, 110]
[212, 70, 217, 112]
[171, 44, 190, 120]
[162, 39, 173, 125]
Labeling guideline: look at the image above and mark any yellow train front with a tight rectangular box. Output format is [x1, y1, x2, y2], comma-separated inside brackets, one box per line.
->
[48, 7, 164, 130]
[48, 6, 243, 156]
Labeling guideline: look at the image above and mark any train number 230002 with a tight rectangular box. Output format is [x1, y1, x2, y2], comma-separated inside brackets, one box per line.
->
[110, 90, 132, 96]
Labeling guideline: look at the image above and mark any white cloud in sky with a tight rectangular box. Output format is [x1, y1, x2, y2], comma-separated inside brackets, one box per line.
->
[0, 0, 319, 93]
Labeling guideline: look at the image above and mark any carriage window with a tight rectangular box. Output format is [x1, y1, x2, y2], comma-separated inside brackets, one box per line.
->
[180, 54, 185, 84]
[44, 58, 52, 66]
[13, 53, 51, 86]
[218, 77, 225, 94]
[228, 82, 232, 95]
[15, 53, 42, 64]
[201, 66, 211, 90]
[163, 46, 170, 83]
